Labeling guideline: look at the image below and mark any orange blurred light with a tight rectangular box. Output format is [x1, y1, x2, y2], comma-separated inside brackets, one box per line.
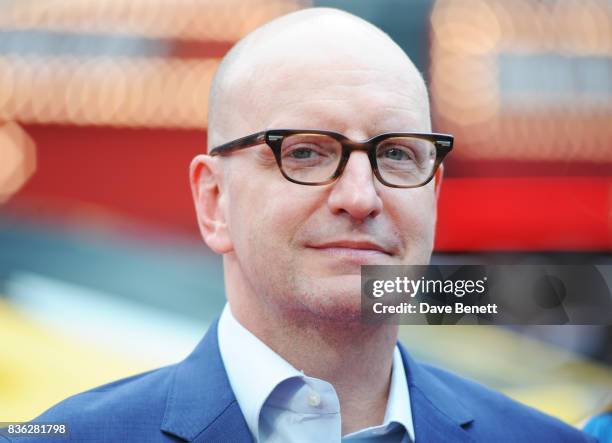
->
[430, 0, 612, 163]
[0, 122, 37, 203]
[0, 0, 308, 42]
[0, 56, 219, 128]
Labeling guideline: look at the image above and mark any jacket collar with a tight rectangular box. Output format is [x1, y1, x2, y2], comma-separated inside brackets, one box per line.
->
[161, 318, 253, 442]
[161, 318, 474, 442]
[398, 341, 475, 442]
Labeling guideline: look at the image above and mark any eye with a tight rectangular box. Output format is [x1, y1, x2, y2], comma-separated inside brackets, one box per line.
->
[283, 143, 330, 162]
[288, 146, 319, 159]
[379, 146, 415, 161]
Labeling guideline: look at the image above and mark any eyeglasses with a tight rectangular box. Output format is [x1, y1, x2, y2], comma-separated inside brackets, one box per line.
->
[208, 129, 453, 188]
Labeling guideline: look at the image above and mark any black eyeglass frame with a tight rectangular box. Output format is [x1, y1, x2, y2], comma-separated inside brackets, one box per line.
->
[208, 129, 454, 188]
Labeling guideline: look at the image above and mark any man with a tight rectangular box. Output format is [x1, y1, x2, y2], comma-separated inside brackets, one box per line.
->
[3, 8, 594, 443]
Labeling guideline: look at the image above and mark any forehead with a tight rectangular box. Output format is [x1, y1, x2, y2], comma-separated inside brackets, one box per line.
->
[240, 58, 430, 138]
[275, 65, 426, 134]
[219, 17, 430, 138]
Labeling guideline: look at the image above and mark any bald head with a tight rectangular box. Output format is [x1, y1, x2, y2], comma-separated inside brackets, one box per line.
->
[207, 7, 430, 149]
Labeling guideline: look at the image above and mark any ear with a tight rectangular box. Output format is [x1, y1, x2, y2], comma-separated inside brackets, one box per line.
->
[189, 154, 233, 254]
[434, 165, 444, 200]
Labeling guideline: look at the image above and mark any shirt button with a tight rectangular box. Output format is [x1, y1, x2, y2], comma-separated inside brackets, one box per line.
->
[307, 391, 321, 407]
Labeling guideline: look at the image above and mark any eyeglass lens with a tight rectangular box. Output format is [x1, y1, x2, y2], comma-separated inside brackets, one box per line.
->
[279, 133, 436, 186]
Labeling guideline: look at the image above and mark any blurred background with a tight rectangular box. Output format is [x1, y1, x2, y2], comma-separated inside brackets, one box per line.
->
[0, 0, 611, 427]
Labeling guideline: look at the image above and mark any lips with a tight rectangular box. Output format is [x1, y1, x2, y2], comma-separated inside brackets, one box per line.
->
[307, 239, 393, 255]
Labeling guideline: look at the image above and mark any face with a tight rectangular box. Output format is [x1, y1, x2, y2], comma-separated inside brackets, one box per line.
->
[194, 33, 439, 323]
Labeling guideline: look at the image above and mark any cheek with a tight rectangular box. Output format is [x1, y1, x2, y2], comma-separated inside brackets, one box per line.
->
[386, 187, 437, 255]
[407, 188, 437, 226]
[227, 176, 313, 262]
[386, 182, 435, 216]
[227, 178, 325, 303]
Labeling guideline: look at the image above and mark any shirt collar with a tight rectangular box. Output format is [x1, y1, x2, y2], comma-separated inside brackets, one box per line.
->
[382, 345, 415, 440]
[218, 303, 303, 439]
[342, 346, 415, 441]
[217, 303, 415, 441]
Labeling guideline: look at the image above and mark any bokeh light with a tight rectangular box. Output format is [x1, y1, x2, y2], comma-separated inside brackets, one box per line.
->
[0, 122, 37, 203]
[430, 0, 612, 162]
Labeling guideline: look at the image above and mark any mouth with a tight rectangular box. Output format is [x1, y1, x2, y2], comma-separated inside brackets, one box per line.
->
[306, 240, 394, 264]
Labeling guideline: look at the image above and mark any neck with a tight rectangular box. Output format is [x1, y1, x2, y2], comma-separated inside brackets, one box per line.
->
[225, 257, 398, 435]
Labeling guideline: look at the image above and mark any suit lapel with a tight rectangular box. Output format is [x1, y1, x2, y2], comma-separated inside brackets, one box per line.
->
[161, 318, 253, 442]
[398, 342, 475, 442]
[160, 320, 475, 442]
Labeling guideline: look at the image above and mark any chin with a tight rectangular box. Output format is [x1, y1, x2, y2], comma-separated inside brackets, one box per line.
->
[293, 274, 364, 324]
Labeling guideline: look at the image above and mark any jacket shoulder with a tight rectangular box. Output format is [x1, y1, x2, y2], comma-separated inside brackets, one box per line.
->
[419, 362, 594, 442]
[9, 364, 178, 442]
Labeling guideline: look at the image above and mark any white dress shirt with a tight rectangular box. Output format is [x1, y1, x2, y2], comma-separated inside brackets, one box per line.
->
[217, 304, 415, 443]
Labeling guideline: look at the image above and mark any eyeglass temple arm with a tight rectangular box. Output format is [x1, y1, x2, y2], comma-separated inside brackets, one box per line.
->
[208, 131, 267, 156]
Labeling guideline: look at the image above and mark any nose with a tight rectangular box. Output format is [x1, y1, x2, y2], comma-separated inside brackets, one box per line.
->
[327, 151, 383, 221]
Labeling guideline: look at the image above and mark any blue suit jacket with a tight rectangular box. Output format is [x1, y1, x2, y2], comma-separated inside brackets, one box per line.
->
[2, 319, 595, 442]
